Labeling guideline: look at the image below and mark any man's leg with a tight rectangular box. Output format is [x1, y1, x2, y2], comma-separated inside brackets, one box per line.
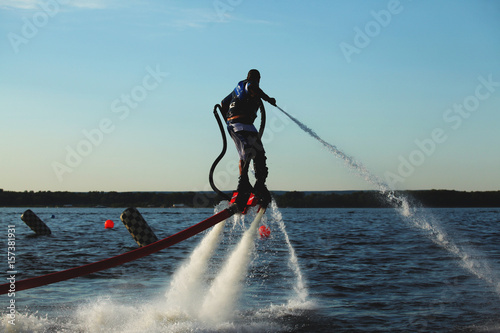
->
[229, 130, 254, 211]
[252, 137, 272, 207]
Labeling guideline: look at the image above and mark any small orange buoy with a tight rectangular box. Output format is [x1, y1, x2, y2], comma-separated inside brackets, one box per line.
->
[259, 225, 270, 238]
[104, 219, 114, 229]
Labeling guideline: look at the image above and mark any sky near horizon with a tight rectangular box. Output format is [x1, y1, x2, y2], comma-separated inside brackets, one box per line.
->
[1, 0, 499, 193]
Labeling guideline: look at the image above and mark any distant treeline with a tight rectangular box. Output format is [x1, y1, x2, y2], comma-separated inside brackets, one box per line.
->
[276, 190, 500, 208]
[0, 190, 499, 208]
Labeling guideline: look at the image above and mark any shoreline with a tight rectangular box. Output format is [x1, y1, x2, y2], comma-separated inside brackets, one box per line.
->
[1, 190, 499, 209]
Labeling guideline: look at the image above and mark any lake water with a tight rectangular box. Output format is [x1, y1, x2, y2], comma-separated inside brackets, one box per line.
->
[1, 204, 499, 332]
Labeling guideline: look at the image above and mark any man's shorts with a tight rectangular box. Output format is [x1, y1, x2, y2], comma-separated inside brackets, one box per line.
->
[227, 126, 265, 162]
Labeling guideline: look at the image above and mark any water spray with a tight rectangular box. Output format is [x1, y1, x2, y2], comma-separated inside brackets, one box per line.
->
[273, 105, 500, 296]
[274, 106, 405, 206]
[165, 219, 226, 315]
[199, 208, 266, 323]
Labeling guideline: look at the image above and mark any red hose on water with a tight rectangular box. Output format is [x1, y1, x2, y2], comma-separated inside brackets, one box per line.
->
[0, 208, 234, 294]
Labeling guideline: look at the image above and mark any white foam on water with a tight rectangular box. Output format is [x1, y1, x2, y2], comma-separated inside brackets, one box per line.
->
[6, 297, 305, 333]
[1, 311, 51, 333]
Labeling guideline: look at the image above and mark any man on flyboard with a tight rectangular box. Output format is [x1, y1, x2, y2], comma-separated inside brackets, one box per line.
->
[220, 69, 276, 212]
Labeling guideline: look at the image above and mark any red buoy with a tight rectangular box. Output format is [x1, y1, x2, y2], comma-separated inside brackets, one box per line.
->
[104, 219, 114, 229]
[259, 225, 270, 238]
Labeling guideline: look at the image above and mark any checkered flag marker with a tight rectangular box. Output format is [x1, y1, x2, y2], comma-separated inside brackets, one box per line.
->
[120, 207, 159, 247]
[21, 209, 52, 235]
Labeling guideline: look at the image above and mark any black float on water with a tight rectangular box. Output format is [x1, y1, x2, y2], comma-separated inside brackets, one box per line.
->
[21, 209, 52, 235]
[120, 207, 159, 247]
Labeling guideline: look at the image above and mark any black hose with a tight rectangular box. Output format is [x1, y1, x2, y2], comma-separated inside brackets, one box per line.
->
[258, 101, 266, 139]
[209, 104, 231, 200]
[209, 102, 266, 201]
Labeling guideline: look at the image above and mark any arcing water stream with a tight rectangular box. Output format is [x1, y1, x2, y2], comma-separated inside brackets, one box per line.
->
[275, 105, 500, 296]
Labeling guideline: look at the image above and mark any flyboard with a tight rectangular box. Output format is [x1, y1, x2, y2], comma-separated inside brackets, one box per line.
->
[230, 192, 268, 239]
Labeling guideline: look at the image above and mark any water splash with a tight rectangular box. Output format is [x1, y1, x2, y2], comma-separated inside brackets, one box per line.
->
[164, 210, 226, 315]
[276, 106, 500, 296]
[199, 208, 265, 323]
[162, 199, 313, 324]
[270, 201, 309, 305]
[1, 311, 51, 333]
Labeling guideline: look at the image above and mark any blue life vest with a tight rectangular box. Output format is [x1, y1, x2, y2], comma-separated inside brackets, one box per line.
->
[234, 80, 251, 100]
[226, 80, 262, 124]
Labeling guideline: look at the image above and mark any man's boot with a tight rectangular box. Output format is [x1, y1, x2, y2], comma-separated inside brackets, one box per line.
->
[234, 176, 253, 213]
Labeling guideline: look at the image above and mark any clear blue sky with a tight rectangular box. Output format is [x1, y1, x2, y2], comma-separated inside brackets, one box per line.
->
[1, 0, 499, 192]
